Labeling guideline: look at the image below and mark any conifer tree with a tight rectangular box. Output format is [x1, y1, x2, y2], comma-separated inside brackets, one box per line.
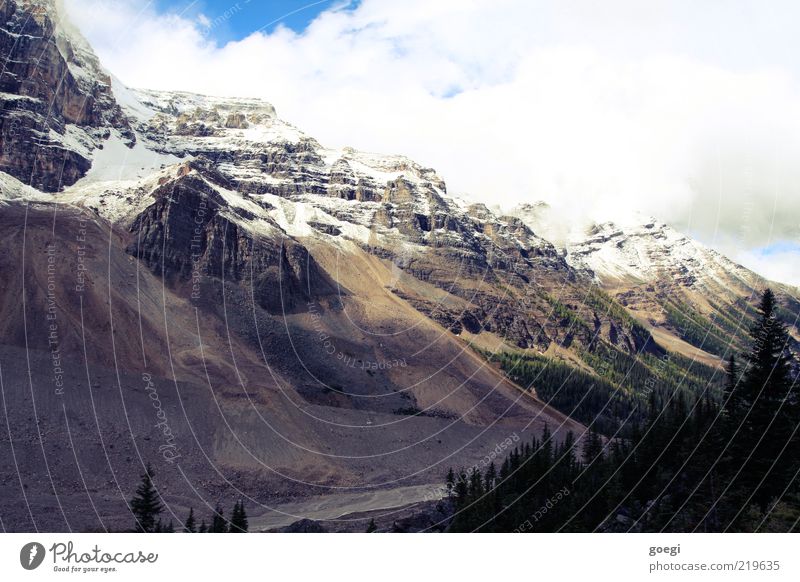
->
[210, 503, 228, 533]
[723, 354, 741, 418]
[445, 468, 456, 498]
[453, 471, 469, 506]
[582, 429, 604, 465]
[229, 500, 249, 532]
[484, 462, 497, 491]
[366, 518, 377, 533]
[738, 289, 797, 511]
[184, 508, 196, 533]
[129, 464, 163, 533]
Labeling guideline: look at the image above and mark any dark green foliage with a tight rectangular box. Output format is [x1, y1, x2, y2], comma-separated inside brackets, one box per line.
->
[547, 297, 589, 330]
[449, 291, 799, 532]
[663, 299, 735, 357]
[209, 504, 228, 533]
[583, 287, 652, 348]
[129, 464, 164, 533]
[366, 518, 377, 533]
[483, 349, 644, 436]
[229, 500, 249, 532]
[480, 335, 725, 439]
[184, 508, 196, 533]
[445, 468, 456, 498]
[720, 289, 799, 516]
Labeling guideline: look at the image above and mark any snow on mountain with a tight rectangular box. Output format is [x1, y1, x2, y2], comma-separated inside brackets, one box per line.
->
[508, 202, 759, 292]
[0, 170, 52, 204]
[563, 218, 757, 288]
[50, 79, 564, 276]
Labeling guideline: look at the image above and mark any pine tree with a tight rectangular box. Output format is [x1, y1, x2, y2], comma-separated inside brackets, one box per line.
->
[484, 462, 497, 491]
[184, 508, 196, 533]
[453, 471, 469, 507]
[723, 355, 741, 415]
[240, 501, 248, 532]
[445, 468, 456, 498]
[468, 469, 484, 498]
[738, 289, 797, 512]
[582, 429, 604, 465]
[129, 464, 163, 533]
[210, 503, 228, 533]
[366, 518, 377, 533]
[714, 353, 744, 522]
[198, 519, 208, 533]
[229, 500, 249, 532]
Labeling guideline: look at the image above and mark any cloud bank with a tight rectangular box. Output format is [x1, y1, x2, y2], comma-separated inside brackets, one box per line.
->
[63, 0, 800, 284]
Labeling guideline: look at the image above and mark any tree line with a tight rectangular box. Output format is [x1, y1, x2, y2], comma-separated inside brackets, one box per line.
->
[447, 289, 799, 532]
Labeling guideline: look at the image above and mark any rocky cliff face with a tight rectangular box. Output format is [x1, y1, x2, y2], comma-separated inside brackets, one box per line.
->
[126, 163, 338, 314]
[0, 0, 131, 191]
[98, 85, 651, 355]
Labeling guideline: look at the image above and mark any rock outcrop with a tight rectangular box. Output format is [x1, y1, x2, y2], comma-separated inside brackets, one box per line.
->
[0, 0, 131, 191]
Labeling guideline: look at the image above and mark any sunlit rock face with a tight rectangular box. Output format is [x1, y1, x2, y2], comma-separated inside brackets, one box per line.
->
[0, 0, 131, 191]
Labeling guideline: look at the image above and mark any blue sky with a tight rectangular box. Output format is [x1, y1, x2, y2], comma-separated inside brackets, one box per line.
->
[156, 0, 352, 42]
[758, 241, 800, 257]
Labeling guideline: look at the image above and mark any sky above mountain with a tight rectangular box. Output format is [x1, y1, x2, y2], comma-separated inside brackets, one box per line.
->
[141, 1, 347, 41]
[62, 0, 800, 286]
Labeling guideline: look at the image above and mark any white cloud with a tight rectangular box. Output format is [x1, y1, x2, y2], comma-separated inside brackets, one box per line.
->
[736, 247, 800, 287]
[63, 0, 800, 285]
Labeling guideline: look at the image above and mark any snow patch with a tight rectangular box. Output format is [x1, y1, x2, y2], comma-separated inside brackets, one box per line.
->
[74, 131, 182, 184]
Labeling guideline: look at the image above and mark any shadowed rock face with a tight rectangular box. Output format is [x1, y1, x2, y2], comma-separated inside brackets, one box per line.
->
[0, 0, 131, 191]
[127, 172, 338, 314]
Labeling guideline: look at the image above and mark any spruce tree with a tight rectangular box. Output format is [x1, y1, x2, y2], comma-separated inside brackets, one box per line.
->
[484, 462, 497, 491]
[723, 354, 741, 418]
[210, 503, 228, 533]
[184, 508, 196, 533]
[366, 518, 377, 533]
[229, 500, 249, 532]
[582, 429, 604, 465]
[445, 468, 456, 498]
[129, 464, 163, 533]
[199, 519, 208, 533]
[715, 353, 744, 522]
[738, 289, 797, 511]
[453, 471, 469, 507]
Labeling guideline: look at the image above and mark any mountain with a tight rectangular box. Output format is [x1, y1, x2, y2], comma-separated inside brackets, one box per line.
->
[0, 0, 797, 532]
